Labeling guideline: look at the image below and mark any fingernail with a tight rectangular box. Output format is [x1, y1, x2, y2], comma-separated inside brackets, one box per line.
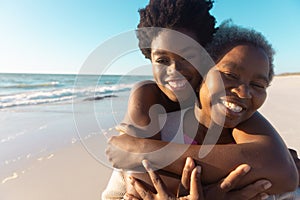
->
[220, 181, 231, 190]
[260, 193, 269, 200]
[243, 165, 251, 173]
[263, 181, 272, 190]
[142, 159, 151, 171]
[185, 157, 191, 168]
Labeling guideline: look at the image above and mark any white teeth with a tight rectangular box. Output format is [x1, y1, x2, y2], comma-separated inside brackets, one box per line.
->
[221, 100, 243, 113]
[168, 80, 187, 88]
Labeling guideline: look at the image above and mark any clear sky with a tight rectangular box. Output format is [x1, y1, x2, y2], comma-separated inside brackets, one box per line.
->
[0, 0, 299, 75]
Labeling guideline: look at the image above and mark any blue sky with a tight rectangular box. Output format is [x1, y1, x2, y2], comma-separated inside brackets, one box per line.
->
[0, 0, 299, 75]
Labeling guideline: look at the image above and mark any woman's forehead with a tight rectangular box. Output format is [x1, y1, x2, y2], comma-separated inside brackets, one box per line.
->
[151, 29, 201, 54]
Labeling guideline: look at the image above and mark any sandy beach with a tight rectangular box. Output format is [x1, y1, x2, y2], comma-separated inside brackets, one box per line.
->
[0, 75, 299, 200]
[259, 75, 300, 152]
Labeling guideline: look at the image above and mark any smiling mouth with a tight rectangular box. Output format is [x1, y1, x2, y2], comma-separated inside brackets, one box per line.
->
[221, 100, 243, 113]
[167, 79, 188, 90]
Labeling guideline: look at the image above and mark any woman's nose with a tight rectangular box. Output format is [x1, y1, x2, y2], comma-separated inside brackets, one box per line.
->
[167, 61, 182, 75]
[231, 84, 252, 99]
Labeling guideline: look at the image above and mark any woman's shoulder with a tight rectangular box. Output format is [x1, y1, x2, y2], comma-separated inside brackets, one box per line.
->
[130, 80, 182, 111]
[233, 111, 279, 140]
[132, 80, 159, 92]
[131, 80, 167, 102]
[235, 111, 275, 132]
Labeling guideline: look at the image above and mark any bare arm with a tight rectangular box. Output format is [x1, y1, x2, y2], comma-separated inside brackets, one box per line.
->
[230, 112, 298, 192]
[122, 80, 164, 139]
[107, 112, 298, 194]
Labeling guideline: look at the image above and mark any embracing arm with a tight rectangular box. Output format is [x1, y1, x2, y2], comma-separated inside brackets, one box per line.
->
[122, 80, 163, 139]
[230, 112, 298, 192]
[107, 112, 298, 194]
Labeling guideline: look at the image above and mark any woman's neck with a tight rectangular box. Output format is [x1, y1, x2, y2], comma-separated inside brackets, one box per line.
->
[193, 103, 235, 144]
[194, 103, 212, 128]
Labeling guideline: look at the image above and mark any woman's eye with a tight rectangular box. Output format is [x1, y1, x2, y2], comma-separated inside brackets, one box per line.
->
[223, 72, 238, 80]
[251, 82, 267, 90]
[156, 57, 170, 65]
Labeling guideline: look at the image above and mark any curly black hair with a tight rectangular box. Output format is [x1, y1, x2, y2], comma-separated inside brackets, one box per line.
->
[206, 20, 275, 82]
[136, 0, 217, 59]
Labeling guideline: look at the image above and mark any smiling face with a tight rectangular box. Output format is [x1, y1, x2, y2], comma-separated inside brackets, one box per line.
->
[150, 29, 204, 104]
[198, 44, 270, 128]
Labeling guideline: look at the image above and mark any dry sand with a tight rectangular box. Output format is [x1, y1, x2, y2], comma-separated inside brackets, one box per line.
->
[259, 75, 300, 152]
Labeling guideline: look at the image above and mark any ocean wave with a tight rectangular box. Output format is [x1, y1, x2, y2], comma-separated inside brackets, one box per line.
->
[0, 82, 61, 89]
[0, 83, 133, 109]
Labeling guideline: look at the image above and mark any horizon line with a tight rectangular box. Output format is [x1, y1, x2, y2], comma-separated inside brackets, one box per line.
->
[1, 71, 300, 76]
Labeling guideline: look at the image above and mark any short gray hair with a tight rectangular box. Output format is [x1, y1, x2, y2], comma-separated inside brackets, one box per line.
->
[206, 20, 275, 82]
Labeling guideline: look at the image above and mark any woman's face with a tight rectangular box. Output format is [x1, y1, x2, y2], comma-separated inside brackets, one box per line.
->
[150, 29, 204, 104]
[199, 44, 270, 128]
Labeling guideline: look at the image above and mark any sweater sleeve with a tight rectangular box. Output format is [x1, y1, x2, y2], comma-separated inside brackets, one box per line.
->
[101, 170, 126, 200]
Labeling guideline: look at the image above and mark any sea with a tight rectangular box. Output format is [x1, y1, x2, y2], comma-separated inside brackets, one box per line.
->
[0, 73, 152, 109]
[0, 73, 152, 184]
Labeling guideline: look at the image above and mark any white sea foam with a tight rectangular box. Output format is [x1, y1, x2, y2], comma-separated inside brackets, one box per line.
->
[0, 84, 134, 108]
[2, 172, 18, 184]
[0, 73, 151, 109]
[0, 81, 61, 89]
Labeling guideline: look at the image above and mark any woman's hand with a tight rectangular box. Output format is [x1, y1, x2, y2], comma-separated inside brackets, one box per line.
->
[202, 165, 271, 200]
[124, 159, 203, 200]
[178, 158, 271, 200]
[106, 122, 163, 170]
[106, 133, 144, 170]
[123, 157, 272, 200]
